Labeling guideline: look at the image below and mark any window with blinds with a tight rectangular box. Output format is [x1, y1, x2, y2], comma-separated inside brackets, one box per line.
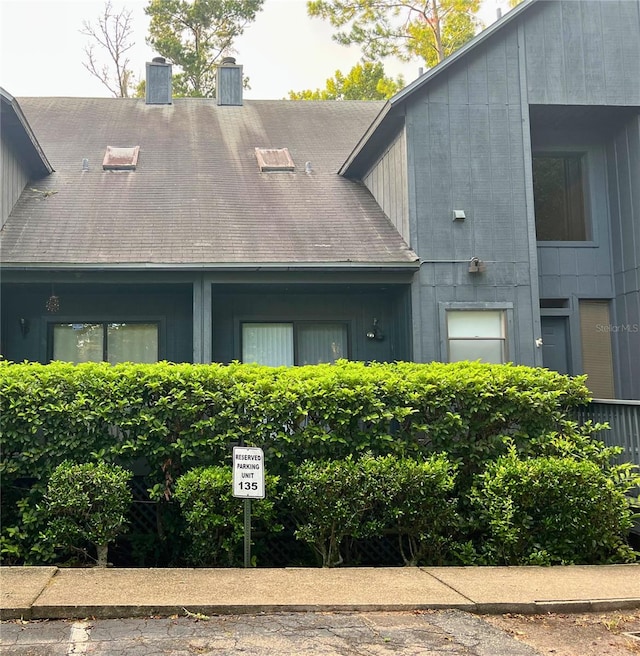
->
[242, 322, 348, 366]
[446, 310, 507, 364]
[579, 300, 615, 398]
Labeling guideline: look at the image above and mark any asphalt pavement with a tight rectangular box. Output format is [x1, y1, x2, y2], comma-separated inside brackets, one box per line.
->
[0, 610, 544, 656]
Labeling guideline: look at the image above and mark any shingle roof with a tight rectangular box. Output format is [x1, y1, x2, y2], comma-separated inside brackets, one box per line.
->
[1, 97, 418, 269]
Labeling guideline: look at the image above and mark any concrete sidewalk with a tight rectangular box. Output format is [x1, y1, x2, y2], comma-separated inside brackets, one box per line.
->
[2, 565, 640, 621]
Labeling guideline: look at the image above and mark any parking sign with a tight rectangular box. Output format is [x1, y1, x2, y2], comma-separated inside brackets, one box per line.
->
[232, 446, 265, 499]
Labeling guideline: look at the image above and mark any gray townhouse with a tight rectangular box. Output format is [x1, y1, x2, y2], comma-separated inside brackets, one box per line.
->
[1, 0, 639, 401]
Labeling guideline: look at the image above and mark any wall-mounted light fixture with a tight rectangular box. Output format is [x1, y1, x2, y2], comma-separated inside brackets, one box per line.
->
[453, 210, 466, 221]
[19, 318, 30, 338]
[366, 318, 384, 341]
[468, 257, 486, 273]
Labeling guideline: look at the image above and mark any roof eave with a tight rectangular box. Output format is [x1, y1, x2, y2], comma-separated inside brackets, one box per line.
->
[0, 87, 54, 177]
[0, 260, 421, 273]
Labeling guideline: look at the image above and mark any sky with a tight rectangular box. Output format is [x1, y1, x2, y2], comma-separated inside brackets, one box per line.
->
[0, 0, 508, 100]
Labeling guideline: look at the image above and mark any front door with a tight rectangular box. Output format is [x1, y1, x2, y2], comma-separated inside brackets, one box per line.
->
[541, 316, 571, 375]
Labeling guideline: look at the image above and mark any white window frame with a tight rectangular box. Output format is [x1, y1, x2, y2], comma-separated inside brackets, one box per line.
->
[438, 302, 513, 364]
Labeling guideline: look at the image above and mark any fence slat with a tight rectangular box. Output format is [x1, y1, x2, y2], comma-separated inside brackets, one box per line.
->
[576, 399, 640, 467]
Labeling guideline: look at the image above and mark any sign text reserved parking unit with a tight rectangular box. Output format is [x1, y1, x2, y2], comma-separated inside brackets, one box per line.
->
[232, 446, 265, 499]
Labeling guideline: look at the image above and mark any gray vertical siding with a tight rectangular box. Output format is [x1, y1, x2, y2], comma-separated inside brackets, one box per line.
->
[363, 130, 410, 242]
[1, 137, 29, 228]
[524, 0, 640, 105]
[402, 0, 639, 377]
[607, 115, 640, 399]
[520, 0, 640, 397]
[405, 24, 539, 365]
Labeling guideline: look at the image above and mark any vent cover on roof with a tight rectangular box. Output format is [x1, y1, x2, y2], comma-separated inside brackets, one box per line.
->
[102, 146, 140, 170]
[255, 148, 295, 172]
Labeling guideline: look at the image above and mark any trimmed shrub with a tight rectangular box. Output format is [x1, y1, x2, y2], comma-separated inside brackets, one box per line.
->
[44, 461, 133, 567]
[372, 454, 459, 566]
[174, 466, 281, 566]
[285, 456, 385, 567]
[285, 454, 458, 567]
[471, 454, 638, 565]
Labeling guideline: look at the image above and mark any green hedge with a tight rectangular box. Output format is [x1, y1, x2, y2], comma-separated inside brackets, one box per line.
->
[0, 359, 593, 483]
[44, 461, 132, 567]
[174, 466, 280, 566]
[472, 454, 637, 564]
[285, 454, 458, 567]
[1, 359, 633, 566]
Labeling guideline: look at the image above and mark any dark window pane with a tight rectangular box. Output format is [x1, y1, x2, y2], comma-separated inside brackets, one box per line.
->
[533, 155, 587, 241]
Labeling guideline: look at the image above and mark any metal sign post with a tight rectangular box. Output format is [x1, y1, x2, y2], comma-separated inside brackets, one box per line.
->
[232, 446, 265, 568]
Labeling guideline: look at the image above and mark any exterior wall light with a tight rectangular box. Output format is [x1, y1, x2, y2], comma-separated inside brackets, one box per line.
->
[453, 210, 466, 221]
[366, 318, 384, 341]
[468, 257, 486, 273]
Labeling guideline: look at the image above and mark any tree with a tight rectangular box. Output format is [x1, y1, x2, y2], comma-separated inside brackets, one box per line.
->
[289, 61, 404, 100]
[144, 0, 265, 98]
[307, 0, 481, 69]
[81, 1, 136, 98]
[45, 462, 132, 568]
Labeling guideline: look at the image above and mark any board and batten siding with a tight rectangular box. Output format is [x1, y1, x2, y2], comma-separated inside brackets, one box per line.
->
[524, 0, 640, 106]
[1, 136, 30, 228]
[404, 21, 540, 366]
[607, 115, 640, 399]
[363, 130, 410, 243]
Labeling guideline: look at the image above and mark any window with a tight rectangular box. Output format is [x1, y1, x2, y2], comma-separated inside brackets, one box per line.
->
[579, 300, 615, 398]
[51, 322, 158, 364]
[242, 322, 348, 366]
[533, 154, 588, 241]
[446, 310, 506, 363]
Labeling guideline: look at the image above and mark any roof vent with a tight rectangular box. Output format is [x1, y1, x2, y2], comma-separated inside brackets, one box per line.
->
[103, 146, 139, 170]
[216, 59, 243, 106]
[146, 58, 172, 105]
[255, 148, 295, 172]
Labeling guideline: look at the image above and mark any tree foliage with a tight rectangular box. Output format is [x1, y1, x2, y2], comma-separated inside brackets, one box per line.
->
[174, 466, 281, 566]
[307, 0, 481, 68]
[289, 61, 404, 100]
[81, 0, 136, 97]
[44, 461, 132, 567]
[144, 0, 264, 98]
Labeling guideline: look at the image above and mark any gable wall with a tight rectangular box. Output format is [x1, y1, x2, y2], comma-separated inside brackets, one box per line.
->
[1, 135, 30, 228]
[364, 130, 410, 242]
[405, 22, 540, 365]
[524, 0, 640, 106]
